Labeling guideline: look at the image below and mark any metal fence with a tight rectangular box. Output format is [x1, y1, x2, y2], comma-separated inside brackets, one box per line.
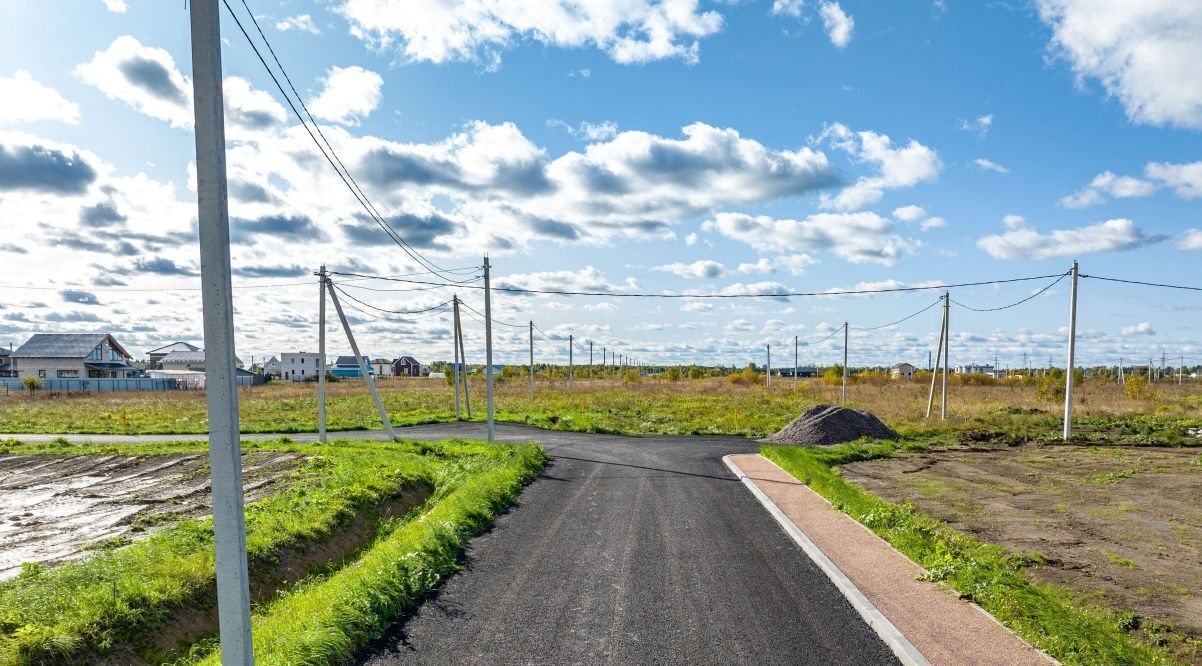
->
[0, 377, 180, 392]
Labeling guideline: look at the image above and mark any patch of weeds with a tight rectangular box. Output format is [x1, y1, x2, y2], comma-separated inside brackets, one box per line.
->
[1108, 553, 1141, 570]
[1082, 468, 1139, 485]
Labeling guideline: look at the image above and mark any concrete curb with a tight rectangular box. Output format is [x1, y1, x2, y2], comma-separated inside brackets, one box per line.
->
[722, 454, 929, 666]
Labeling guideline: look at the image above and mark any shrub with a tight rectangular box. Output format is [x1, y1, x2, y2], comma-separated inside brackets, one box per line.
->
[1124, 375, 1158, 401]
[21, 375, 43, 393]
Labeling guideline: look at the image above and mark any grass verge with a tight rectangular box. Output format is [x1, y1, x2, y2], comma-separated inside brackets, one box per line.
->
[0, 438, 544, 665]
[763, 442, 1178, 665]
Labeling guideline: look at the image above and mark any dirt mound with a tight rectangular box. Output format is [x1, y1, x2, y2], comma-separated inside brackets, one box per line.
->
[762, 404, 898, 446]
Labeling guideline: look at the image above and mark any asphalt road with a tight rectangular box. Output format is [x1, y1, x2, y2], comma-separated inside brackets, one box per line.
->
[8, 422, 898, 664]
[359, 423, 898, 665]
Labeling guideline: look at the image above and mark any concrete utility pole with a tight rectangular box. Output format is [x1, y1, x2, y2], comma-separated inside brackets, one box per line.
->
[327, 282, 396, 440]
[1062, 261, 1079, 440]
[528, 321, 535, 400]
[189, 2, 253, 661]
[569, 334, 574, 388]
[452, 295, 461, 420]
[1119, 357, 1125, 385]
[841, 322, 849, 403]
[766, 343, 771, 388]
[1180, 355, 1184, 385]
[589, 341, 593, 385]
[317, 265, 327, 444]
[941, 292, 950, 420]
[456, 300, 471, 418]
[483, 256, 495, 443]
[926, 295, 947, 419]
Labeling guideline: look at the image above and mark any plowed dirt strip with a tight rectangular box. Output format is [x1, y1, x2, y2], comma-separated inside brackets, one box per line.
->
[0, 452, 302, 579]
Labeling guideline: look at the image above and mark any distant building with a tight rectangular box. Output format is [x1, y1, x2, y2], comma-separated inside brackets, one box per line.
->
[146, 341, 200, 370]
[392, 355, 423, 377]
[954, 364, 995, 375]
[331, 355, 372, 378]
[890, 362, 916, 379]
[0, 346, 12, 377]
[12, 333, 135, 379]
[371, 358, 393, 377]
[281, 352, 321, 381]
[262, 356, 282, 378]
[778, 366, 819, 378]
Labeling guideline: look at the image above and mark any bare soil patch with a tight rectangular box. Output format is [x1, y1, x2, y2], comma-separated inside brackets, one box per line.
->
[0, 451, 303, 579]
[841, 444, 1202, 660]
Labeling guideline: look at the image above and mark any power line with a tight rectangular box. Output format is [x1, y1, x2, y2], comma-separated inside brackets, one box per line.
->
[334, 295, 453, 323]
[952, 272, 1069, 312]
[459, 300, 526, 328]
[330, 285, 454, 315]
[328, 271, 1068, 299]
[221, 0, 464, 282]
[1081, 274, 1202, 292]
[850, 297, 943, 331]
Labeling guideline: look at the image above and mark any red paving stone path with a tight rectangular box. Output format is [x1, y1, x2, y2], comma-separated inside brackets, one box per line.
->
[727, 453, 1055, 666]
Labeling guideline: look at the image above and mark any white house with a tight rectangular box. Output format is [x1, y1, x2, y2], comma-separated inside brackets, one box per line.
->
[954, 364, 995, 375]
[890, 362, 916, 379]
[281, 352, 322, 381]
[146, 341, 200, 369]
[371, 358, 392, 377]
[12, 333, 134, 379]
[262, 356, 282, 378]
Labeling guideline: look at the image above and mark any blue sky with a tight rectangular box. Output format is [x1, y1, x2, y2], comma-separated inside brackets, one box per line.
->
[0, 0, 1200, 369]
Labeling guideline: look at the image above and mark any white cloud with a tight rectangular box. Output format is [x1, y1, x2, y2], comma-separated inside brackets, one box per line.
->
[1178, 229, 1202, 251]
[778, 253, 817, 276]
[1121, 322, 1155, 336]
[75, 36, 193, 129]
[1060, 170, 1158, 208]
[816, 123, 942, 211]
[706, 211, 915, 265]
[973, 157, 1008, 174]
[309, 66, 383, 126]
[654, 260, 727, 279]
[771, 0, 805, 18]
[1002, 214, 1028, 230]
[684, 232, 698, 246]
[276, 14, 321, 35]
[339, 0, 725, 67]
[495, 266, 636, 294]
[892, 205, 926, 222]
[102, 0, 127, 12]
[1145, 161, 1202, 199]
[681, 301, 714, 313]
[819, 2, 854, 49]
[0, 71, 80, 126]
[958, 114, 993, 136]
[1037, 1, 1202, 129]
[547, 119, 619, 142]
[737, 258, 775, 274]
[977, 218, 1159, 260]
[920, 216, 946, 230]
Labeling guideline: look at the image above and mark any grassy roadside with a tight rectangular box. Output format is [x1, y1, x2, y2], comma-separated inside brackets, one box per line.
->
[763, 442, 1180, 665]
[0, 438, 544, 665]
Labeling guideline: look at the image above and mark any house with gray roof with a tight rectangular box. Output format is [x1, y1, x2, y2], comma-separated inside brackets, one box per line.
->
[0, 347, 13, 378]
[11, 333, 134, 379]
[147, 341, 200, 369]
[159, 349, 244, 372]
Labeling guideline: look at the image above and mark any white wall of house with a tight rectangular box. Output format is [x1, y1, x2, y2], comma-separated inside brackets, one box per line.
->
[14, 358, 88, 379]
[372, 360, 391, 376]
[281, 352, 321, 381]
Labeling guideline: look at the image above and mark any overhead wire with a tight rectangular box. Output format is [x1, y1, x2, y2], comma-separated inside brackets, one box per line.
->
[221, 0, 470, 283]
[952, 271, 1069, 312]
[850, 296, 943, 331]
[329, 284, 454, 315]
[1081, 274, 1202, 292]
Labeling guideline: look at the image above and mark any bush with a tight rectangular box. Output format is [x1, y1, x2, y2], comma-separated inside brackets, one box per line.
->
[1124, 375, 1159, 401]
[1035, 374, 1065, 402]
[21, 376, 43, 393]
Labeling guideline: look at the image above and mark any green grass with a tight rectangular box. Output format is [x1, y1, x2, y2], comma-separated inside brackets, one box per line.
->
[763, 442, 1177, 665]
[0, 438, 544, 665]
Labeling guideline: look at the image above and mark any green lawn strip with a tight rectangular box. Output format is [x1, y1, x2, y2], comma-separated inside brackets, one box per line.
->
[0, 438, 456, 664]
[192, 441, 546, 665]
[762, 443, 1176, 665]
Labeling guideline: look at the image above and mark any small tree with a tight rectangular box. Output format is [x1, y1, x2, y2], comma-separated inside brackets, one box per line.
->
[22, 375, 43, 394]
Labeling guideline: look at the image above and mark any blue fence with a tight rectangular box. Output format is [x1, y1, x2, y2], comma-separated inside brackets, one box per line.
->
[0, 377, 180, 392]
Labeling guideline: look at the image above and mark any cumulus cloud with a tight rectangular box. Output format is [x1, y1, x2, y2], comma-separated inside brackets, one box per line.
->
[0, 139, 97, 194]
[816, 123, 941, 211]
[1178, 229, 1202, 251]
[61, 289, 101, 305]
[1060, 170, 1158, 208]
[276, 14, 321, 34]
[0, 71, 80, 126]
[546, 119, 619, 142]
[818, 2, 854, 49]
[973, 157, 1008, 174]
[495, 266, 636, 295]
[1144, 161, 1202, 199]
[75, 36, 284, 134]
[958, 114, 992, 136]
[338, 0, 725, 68]
[892, 205, 926, 222]
[977, 218, 1160, 260]
[771, 0, 805, 18]
[1120, 322, 1155, 336]
[101, 0, 127, 13]
[309, 66, 383, 125]
[654, 260, 727, 279]
[737, 258, 775, 274]
[1037, 1, 1202, 129]
[705, 211, 915, 265]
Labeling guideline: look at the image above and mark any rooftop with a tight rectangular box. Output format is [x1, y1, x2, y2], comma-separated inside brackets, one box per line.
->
[13, 334, 130, 359]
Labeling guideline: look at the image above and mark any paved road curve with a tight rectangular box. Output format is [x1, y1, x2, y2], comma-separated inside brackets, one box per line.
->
[360, 423, 897, 665]
[6, 423, 898, 664]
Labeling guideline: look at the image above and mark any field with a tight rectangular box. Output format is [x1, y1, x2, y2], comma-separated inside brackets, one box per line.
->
[0, 437, 544, 665]
[1, 375, 1201, 443]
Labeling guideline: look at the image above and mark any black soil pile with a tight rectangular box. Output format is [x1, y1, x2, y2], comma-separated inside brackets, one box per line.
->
[762, 404, 899, 446]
